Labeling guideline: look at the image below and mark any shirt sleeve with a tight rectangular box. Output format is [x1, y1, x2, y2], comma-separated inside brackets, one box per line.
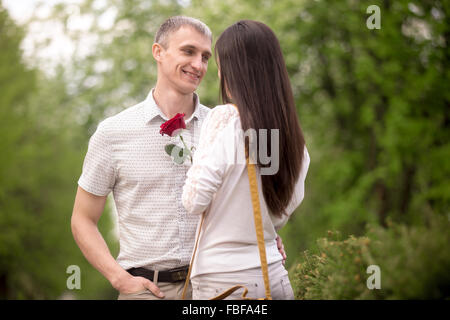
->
[182, 105, 238, 215]
[77, 120, 116, 196]
[271, 146, 310, 230]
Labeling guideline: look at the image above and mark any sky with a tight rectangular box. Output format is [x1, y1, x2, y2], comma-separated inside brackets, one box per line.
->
[3, 0, 80, 23]
[3, 0, 44, 23]
[2, 0, 112, 72]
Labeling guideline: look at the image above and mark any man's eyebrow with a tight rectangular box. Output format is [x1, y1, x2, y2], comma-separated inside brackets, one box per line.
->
[180, 44, 212, 57]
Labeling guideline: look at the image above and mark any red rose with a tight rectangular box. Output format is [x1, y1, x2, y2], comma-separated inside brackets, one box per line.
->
[159, 113, 186, 137]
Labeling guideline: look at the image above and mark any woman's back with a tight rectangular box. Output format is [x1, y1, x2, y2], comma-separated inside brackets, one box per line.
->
[182, 104, 310, 279]
[182, 19, 309, 299]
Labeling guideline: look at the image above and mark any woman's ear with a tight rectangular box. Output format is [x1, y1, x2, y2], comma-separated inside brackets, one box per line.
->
[152, 43, 164, 62]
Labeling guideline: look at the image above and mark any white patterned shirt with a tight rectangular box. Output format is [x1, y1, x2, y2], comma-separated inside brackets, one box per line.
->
[182, 104, 310, 278]
[78, 89, 210, 270]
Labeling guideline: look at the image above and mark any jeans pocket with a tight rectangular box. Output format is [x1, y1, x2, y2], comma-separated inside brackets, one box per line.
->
[194, 285, 222, 300]
[195, 283, 253, 300]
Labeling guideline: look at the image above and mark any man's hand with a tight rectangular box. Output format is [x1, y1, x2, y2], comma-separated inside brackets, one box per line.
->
[71, 186, 164, 299]
[276, 234, 287, 265]
[113, 272, 164, 298]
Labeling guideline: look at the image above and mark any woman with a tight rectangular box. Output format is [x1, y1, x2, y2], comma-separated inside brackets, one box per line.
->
[182, 20, 310, 300]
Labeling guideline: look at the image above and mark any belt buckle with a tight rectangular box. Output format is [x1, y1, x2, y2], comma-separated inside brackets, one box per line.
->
[171, 269, 187, 281]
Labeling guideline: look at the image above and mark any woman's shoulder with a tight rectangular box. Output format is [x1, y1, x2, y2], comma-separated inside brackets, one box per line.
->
[209, 103, 239, 118]
[203, 104, 240, 130]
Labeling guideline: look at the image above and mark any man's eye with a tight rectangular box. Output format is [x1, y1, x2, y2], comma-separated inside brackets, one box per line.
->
[184, 49, 193, 55]
[202, 56, 210, 62]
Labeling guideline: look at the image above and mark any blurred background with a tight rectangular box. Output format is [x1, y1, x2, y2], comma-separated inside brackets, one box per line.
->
[0, 0, 448, 299]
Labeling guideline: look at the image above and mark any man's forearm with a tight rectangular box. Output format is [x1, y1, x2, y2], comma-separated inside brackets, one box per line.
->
[71, 215, 128, 289]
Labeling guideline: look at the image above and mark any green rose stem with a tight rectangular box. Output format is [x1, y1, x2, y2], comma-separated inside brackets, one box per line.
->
[179, 135, 192, 163]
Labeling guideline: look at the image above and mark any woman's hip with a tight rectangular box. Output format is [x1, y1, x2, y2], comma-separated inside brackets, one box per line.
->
[191, 261, 294, 300]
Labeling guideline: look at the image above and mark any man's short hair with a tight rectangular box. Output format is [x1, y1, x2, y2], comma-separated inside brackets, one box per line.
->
[155, 16, 212, 48]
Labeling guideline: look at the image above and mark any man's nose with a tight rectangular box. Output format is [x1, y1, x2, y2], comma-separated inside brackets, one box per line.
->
[191, 54, 203, 71]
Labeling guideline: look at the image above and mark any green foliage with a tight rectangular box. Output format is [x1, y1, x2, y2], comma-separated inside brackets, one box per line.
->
[292, 213, 450, 299]
[277, 0, 450, 270]
[0, 4, 117, 299]
[44, 0, 184, 136]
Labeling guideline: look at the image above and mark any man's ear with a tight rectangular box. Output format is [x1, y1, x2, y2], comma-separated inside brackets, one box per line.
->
[152, 43, 164, 62]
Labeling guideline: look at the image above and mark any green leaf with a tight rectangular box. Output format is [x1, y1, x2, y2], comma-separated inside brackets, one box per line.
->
[166, 144, 188, 164]
[173, 147, 187, 164]
[164, 144, 177, 156]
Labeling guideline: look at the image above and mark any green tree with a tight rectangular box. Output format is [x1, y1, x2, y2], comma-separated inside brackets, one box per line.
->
[0, 4, 38, 298]
[277, 0, 449, 258]
[42, 0, 184, 136]
[0, 4, 117, 299]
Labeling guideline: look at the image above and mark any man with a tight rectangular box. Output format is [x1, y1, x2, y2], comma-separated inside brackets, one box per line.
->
[71, 16, 286, 300]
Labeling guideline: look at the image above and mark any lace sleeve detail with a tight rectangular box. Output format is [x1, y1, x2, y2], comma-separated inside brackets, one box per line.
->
[182, 105, 239, 214]
[196, 105, 239, 153]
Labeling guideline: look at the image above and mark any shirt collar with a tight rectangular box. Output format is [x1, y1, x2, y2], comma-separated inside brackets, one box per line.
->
[143, 88, 201, 125]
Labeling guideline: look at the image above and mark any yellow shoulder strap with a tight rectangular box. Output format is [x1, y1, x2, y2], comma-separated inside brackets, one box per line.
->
[246, 157, 272, 300]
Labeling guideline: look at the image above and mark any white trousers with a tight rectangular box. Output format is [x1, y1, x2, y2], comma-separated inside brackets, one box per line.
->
[191, 261, 295, 300]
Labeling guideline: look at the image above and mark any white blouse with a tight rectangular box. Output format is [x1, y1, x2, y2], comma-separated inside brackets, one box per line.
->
[182, 104, 310, 278]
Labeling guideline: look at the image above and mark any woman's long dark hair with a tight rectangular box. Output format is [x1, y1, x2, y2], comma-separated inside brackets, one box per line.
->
[215, 20, 305, 218]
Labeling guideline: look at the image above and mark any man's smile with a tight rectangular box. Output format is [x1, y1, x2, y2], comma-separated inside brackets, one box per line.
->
[182, 69, 201, 82]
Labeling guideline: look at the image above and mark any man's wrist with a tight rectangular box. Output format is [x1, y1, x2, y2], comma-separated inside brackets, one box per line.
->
[109, 268, 131, 291]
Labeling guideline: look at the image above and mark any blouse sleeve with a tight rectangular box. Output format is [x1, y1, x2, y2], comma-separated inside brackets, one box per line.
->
[182, 105, 239, 215]
[271, 146, 310, 230]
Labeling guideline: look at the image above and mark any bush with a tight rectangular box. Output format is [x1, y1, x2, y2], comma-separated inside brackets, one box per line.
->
[291, 214, 450, 299]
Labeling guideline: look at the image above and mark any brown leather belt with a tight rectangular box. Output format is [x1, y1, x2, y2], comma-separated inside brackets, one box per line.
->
[127, 266, 189, 283]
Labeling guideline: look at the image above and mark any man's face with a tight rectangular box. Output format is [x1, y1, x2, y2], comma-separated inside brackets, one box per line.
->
[155, 26, 212, 94]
